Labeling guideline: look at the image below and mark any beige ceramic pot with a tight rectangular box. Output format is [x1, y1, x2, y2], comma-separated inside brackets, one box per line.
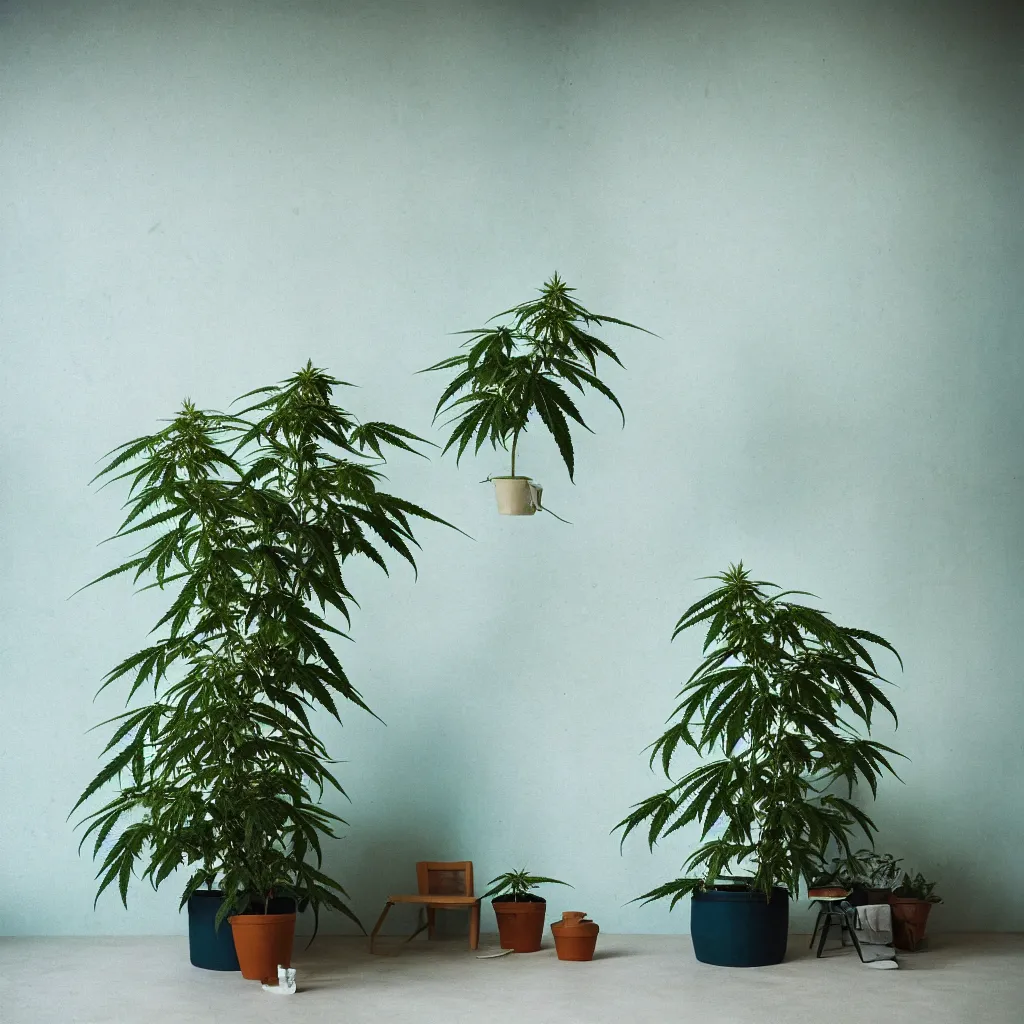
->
[492, 476, 541, 516]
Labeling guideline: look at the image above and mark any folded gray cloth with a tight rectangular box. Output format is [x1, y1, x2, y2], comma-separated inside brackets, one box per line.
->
[855, 904, 892, 945]
[854, 904, 897, 964]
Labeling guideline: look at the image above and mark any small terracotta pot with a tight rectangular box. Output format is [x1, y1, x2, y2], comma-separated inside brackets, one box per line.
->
[492, 477, 539, 516]
[888, 897, 933, 951]
[807, 887, 849, 900]
[228, 912, 296, 982]
[865, 887, 891, 905]
[551, 911, 599, 961]
[492, 897, 547, 952]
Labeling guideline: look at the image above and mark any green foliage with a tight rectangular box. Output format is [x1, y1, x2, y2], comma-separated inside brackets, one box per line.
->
[422, 274, 649, 480]
[616, 563, 904, 906]
[72, 363, 454, 932]
[893, 870, 942, 903]
[483, 868, 571, 901]
[815, 849, 903, 889]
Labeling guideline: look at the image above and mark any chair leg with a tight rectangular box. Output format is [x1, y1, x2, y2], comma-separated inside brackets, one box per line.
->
[468, 903, 480, 950]
[427, 908, 437, 940]
[809, 908, 825, 949]
[816, 914, 833, 958]
[844, 909, 867, 962]
[369, 902, 394, 955]
[406, 907, 429, 944]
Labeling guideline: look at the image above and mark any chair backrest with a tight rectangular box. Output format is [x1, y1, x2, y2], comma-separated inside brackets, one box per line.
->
[416, 861, 474, 897]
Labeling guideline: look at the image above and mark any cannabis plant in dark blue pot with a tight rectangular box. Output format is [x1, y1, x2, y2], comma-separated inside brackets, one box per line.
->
[617, 564, 904, 967]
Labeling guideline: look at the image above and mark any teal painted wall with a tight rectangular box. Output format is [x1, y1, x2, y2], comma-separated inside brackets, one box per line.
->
[1, 0, 1020, 936]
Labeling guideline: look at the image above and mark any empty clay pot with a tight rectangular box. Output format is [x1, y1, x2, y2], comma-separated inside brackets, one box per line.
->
[492, 897, 547, 952]
[492, 477, 539, 516]
[551, 911, 599, 961]
[888, 897, 933, 951]
[229, 911, 296, 982]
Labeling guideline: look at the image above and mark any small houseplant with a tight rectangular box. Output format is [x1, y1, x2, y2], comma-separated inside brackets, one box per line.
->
[889, 870, 941, 951]
[617, 564, 904, 967]
[813, 850, 903, 905]
[72, 364, 452, 971]
[483, 869, 570, 952]
[423, 274, 649, 515]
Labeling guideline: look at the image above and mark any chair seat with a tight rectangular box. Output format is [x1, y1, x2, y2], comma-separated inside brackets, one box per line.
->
[387, 894, 480, 906]
[370, 861, 481, 955]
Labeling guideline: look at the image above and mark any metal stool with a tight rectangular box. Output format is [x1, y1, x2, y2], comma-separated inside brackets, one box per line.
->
[809, 896, 866, 960]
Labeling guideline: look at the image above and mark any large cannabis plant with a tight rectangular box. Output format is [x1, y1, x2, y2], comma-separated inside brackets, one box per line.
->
[617, 564, 903, 904]
[423, 274, 649, 481]
[72, 363, 451, 929]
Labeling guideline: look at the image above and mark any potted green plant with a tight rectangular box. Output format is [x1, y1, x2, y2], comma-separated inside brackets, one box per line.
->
[72, 363, 453, 971]
[173, 694, 358, 982]
[889, 870, 941, 951]
[617, 564, 904, 967]
[422, 274, 649, 515]
[483, 869, 571, 952]
[814, 850, 903, 905]
[212, 753, 348, 983]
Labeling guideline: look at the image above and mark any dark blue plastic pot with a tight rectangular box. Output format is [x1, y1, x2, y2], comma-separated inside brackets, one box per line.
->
[188, 890, 240, 971]
[690, 886, 789, 967]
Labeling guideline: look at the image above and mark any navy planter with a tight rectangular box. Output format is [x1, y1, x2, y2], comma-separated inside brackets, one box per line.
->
[188, 890, 240, 971]
[690, 886, 789, 967]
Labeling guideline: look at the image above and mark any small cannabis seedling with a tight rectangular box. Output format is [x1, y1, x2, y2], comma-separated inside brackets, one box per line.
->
[484, 869, 571, 902]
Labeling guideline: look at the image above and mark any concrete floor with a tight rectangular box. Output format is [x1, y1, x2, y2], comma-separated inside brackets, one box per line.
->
[1, 933, 1021, 1024]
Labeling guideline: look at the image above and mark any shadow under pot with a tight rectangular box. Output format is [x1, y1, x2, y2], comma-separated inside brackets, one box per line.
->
[228, 897, 297, 983]
[187, 889, 240, 971]
[690, 886, 790, 967]
[492, 894, 547, 952]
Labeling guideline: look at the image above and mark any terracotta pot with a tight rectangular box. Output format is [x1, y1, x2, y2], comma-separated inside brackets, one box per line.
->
[492, 477, 540, 516]
[888, 897, 933, 951]
[228, 912, 296, 982]
[492, 897, 547, 952]
[865, 887, 891, 905]
[807, 887, 849, 900]
[551, 911, 599, 961]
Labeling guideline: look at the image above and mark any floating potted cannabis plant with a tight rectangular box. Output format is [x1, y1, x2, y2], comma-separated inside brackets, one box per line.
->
[617, 564, 904, 967]
[423, 274, 649, 516]
[483, 869, 570, 952]
[72, 363, 453, 974]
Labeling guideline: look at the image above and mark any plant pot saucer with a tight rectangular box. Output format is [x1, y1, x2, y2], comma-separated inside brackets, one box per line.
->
[807, 887, 850, 899]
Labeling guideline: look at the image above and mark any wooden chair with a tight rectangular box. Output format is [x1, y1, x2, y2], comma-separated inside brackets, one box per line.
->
[369, 861, 481, 954]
